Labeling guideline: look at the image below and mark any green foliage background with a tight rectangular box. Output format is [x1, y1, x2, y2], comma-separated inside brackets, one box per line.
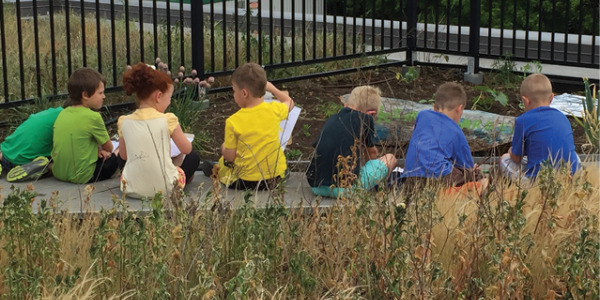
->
[326, 0, 599, 36]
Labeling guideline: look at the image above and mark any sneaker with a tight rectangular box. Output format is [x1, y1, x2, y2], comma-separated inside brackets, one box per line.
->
[6, 156, 50, 182]
[201, 161, 216, 177]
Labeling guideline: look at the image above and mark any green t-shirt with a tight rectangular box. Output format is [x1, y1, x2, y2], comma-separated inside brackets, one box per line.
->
[51, 106, 110, 184]
[1, 107, 64, 165]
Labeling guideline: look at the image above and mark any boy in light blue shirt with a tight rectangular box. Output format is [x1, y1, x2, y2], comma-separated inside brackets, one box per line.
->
[402, 82, 485, 187]
[500, 73, 580, 181]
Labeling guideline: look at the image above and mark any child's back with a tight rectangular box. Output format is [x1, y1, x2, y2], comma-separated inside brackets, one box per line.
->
[52, 106, 110, 183]
[1, 106, 63, 166]
[402, 83, 482, 187]
[307, 106, 377, 187]
[513, 107, 579, 176]
[402, 109, 473, 178]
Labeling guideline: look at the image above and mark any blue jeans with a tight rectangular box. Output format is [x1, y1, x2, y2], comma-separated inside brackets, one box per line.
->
[1, 155, 17, 172]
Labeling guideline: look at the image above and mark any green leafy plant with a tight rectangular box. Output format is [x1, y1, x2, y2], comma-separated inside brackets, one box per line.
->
[302, 124, 311, 137]
[396, 66, 419, 83]
[316, 101, 342, 119]
[285, 149, 302, 160]
[471, 86, 508, 111]
[572, 78, 599, 153]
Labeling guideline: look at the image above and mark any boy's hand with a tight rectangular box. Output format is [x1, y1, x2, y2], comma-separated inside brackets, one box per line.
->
[98, 150, 111, 160]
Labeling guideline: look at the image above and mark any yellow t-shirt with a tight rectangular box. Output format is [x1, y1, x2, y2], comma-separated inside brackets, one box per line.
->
[118, 108, 180, 199]
[220, 101, 289, 183]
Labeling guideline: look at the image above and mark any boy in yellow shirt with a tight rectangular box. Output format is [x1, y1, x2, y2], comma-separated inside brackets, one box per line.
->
[204, 63, 294, 190]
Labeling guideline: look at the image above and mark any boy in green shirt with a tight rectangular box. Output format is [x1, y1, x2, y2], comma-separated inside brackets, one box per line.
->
[1, 106, 65, 182]
[51, 68, 118, 184]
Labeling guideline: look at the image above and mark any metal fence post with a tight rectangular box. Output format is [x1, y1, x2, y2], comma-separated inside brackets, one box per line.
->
[405, 0, 417, 66]
[464, 0, 483, 84]
[191, 0, 205, 78]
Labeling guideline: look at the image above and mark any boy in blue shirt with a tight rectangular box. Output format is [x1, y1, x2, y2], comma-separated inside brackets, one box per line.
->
[500, 73, 580, 181]
[402, 82, 485, 188]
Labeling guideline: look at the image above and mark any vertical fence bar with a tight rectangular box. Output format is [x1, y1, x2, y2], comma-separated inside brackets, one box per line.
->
[331, 0, 335, 57]
[551, 0, 555, 61]
[500, 0, 504, 55]
[370, 0, 375, 51]
[445, 0, 450, 50]
[210, 0, 215, 71]
[179, 0, 184, 67]
[592, 7, 597, 65]
[487, 0, 492, 55]
[525, 0, 530, 59]
[191, 0, 204, 77]
[16, 0, 26, 100]
[50, 0, 57, 94]
[111, 0, 117, 85]
[457, 0, 462, 51]
[234, 0, 239, 66]
[269, 0, 273, 65]
[258, 0, 263, 65]
[302, 0, 306, 60]
[423, 0, 428, 49]
[342, 0, 346, 55]
[576, 0, 583, 64]
[406, 0, 417, 65]
[469, 0, 481, 73]
[280, 0, 284, 62]
[537, 0, 542, 60]
[125, 0, 131, 65]
[313, 0, 317, 59]
[153, 0, 158, 62]
[398, 0, 402, 48]
[95, 0, 102, 73]
[0, 0, 9, 100]
[379, 0, 384, 50]
[323, 0, 327, 57]
[32, 0, 42, 97]
[81, 0, 87, 66]
[246, 0, 251, 63]
[224, 0, 229, 70]
[291, 0, 295, 61]
[563, 0, 568, 62]
[166, 0, 171, 71]
[352, 0, 356, 54]
[139, 0, 144, 62]
[512, 0, 516, 55]
[435, 0, 439, 50]
[65, 0, 72, 75]
[361, 0, 366, 51]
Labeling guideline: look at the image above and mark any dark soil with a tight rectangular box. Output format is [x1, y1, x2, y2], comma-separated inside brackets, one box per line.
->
[0, 66, 588, 163]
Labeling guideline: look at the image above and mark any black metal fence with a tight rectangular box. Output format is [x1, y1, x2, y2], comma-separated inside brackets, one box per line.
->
[0, 0, 598, 109]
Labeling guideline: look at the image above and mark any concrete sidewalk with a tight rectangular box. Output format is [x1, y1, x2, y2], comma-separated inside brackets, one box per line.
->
[0, 171, 332, 213]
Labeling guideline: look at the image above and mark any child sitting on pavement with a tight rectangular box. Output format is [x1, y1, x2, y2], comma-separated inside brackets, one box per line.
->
[203, 62, 294, 191]
[401, 82, 486, 190]
[51, 68, 119, 184]
[1, 103, 71, 182]
[306, 86, 396, 197]
[500, 73, 580, 181]
[118, 63, 200, 199]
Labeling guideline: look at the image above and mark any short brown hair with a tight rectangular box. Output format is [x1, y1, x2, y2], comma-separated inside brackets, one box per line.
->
[520, 73, 552, 103]
[65, 68, 106, 107]
[434, 82, 467, 110]
[231, 63, 266, 98]
[346, 86, 382, 114]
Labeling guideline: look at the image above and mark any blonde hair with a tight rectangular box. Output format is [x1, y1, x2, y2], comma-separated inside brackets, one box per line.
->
[520, 73, 553, 103]
[346, 86, 382, 114]
[434, 82, 467, 110]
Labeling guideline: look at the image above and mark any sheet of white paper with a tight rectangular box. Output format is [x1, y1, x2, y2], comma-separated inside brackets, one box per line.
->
[110, 134, 195, 158]
[551, 93, 598, 117]
[264, 98, 302, 151]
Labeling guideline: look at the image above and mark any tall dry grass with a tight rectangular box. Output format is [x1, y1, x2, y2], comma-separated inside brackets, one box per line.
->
[0, 163, 597, 299]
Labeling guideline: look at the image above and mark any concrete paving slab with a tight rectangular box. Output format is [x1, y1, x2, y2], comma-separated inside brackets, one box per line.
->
[0, 171, 331, 213]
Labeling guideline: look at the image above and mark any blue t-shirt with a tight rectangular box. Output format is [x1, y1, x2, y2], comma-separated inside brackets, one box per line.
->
[511, 106, 580, 177]
[402, 110, 474, 178]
